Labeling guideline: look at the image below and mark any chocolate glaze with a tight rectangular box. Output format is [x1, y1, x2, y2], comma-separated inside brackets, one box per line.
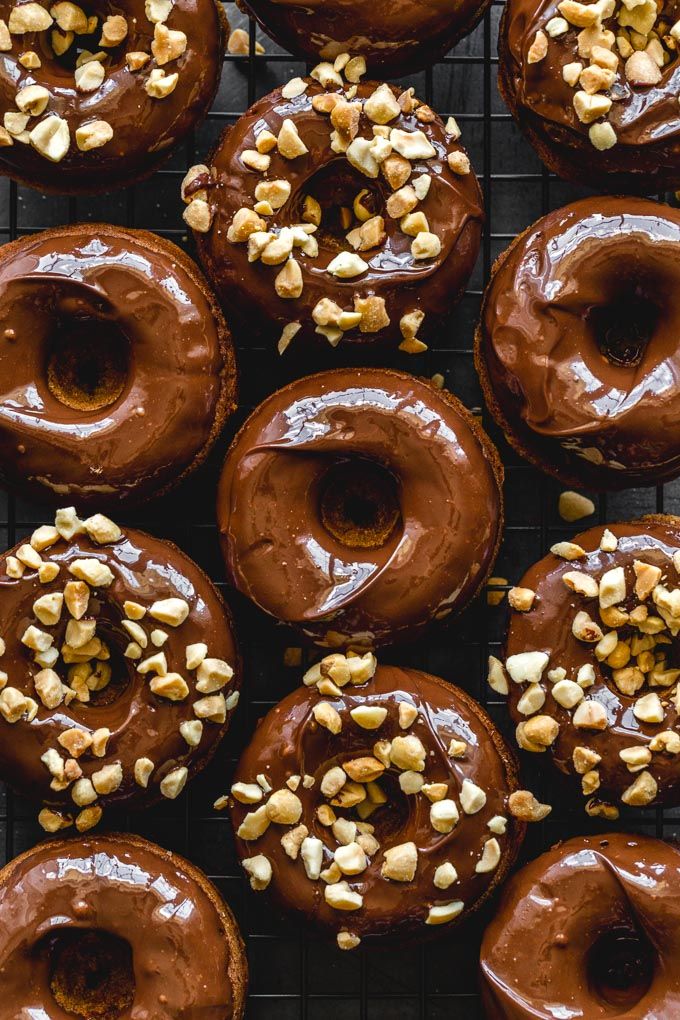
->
[195, 78, 482, 353]
[476, 197, 680, 489]
[0, 224, 236, 508]
[0, 0, 226, 194]
[236, 0, 491, 76]
[0, 522, 240, 817]
[216, 368, 503, 648]
[504, 518, 680, 807]
[499, 0, 680, 191]
[480, 833, 680, 1019]
[0, 833, 247, 1018]
[230, 664, 524, 943]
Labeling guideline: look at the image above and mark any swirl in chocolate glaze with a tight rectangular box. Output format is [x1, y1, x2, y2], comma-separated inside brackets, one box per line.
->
[0, 833, 247, 1018]
[0, 506, 240, 833]
[493, 516, 680, 816]
[480, 833, 680, 1019]
[188, 60, 482, 355]
[217, 368, 503, 648]
[0, 223, 236, 507]
[229, 657, 525, 949]
[476, 197, 680, 489]
[0, 0, 227, 193]
[499, 0, 680, 190]
[236, 0, 491, 77]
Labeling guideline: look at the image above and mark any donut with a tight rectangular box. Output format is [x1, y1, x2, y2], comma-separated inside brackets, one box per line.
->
[0, 0, 227, 193]
[489, 515, 680, 817]
[0, 505, 240, 833]
[227, 653, 532, 950]
[234, 0, 491, 77]
[0, 223, 236, 507]
[216, 367, 504, 649]
[475, 196, 680, 489]
[0, 832, 248, 1017]
[498, 0, 680, 192]
[185, 58, 483, 356]
[480, 833, 680, 1018]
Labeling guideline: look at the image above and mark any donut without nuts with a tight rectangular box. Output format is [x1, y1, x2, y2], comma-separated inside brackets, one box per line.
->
[0, 222, 236, 507]
[228, 655, 526, 949]
[476, 197, 680, 489]
[498, 0, 680, 192]
[186, 60, 482, 355]
[216, 367, 504, 649]
[492, 516, 680, 816]
[480, 833, 680, 1018]
[0, 832, 248, 1018]
[0, 505, 240, 833]
[235, 0, 492, 77]
[0, 0, 228, 193]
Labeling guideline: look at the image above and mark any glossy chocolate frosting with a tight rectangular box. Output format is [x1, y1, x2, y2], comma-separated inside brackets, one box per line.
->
[477, 197, 680, 489]
[229, 661, 524, 945]
[502, 517, 680, 810]
[0, 833, 247, 1018]
[194, 74, 482, 354]
[0, 224, 235, 508]
[0, 0, 226, 193]
[499, 0, 680, 190]
[217, 368, 503, 648]
[0, 511, 240, 826]
[236, 0, 490, 76]
[480, 833, 680, 1019]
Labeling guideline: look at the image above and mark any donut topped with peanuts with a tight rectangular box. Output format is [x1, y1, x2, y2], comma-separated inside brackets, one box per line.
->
[0, 506, 239, 832]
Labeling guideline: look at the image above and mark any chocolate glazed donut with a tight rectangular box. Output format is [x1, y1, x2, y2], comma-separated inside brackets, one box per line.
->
[480, 833, 680, 1019]
[0, 506, 240, 833]
[229, 656, 526, 950]
[499, 0, 680, 192]
[0, 833, 248, 1018]
[491, 516, 680, 818]
[0, 0, 227, 193]
[235, 0, 492, 77]
[476, 197, 680, 490]
[186, 61, 482, 355]
[0, 223, 236, 508]
[216, 368, 504, 649]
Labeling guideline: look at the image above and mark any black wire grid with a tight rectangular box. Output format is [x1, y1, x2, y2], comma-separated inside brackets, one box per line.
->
[1, 4, 680, 1017]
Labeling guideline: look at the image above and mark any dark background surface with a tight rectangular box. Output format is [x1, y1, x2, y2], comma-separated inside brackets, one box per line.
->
[1, 3, 679, 1016]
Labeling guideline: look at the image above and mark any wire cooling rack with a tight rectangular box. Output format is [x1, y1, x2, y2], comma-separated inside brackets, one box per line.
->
[2, 3, 680, 1017]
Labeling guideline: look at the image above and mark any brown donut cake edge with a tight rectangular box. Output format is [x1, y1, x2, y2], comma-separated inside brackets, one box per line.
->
[228, 655, 530, 949]
[185, 59, 483, 355]
[0, 506, 241, 832]
[0, 222, 237, 508]
[0, 832, 248, 1018]
[0, 0, 229, 195]
[475, 196, 680, 490]
[216, 366, 504, 648]
[480, 832, 680, 1018]
[492, 514, 680, 816]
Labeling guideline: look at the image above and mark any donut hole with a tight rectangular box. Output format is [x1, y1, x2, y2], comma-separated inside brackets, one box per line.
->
[587, 288, 660, 367]
[357, 769, 410, 842]
[38, 11, 129, 77]
[46, 315, 130, 411]
[586, 926, 655, 1010]
[319, 458, 401, 549]
[47, 929, 134, 1019]
[296, 162, 383, 251]
[70, 632, 131, 709]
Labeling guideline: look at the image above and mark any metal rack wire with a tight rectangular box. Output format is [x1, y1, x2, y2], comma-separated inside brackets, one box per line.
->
[1, 3, 679, 1017]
